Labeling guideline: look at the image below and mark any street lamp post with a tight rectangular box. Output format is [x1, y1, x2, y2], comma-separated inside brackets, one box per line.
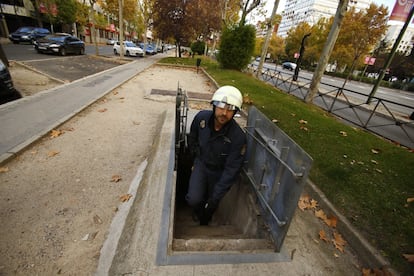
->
[293, 33, 311, 81]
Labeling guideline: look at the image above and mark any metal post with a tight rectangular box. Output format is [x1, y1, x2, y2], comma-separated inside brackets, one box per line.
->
[293, 33, 311, 81]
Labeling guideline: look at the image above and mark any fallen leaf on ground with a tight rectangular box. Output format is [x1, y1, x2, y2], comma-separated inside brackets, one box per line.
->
[120, 194, 132, 202]
[319, 230, 329, 242]
[113, 91, 119, 95]
[310, 199, 318, 209]
[362, 267, 393, 275]
[110, 175, 122, 183]
[371, 148, 380, 154]
[371, 159, 378, 164]
[50, 129, 63, 138]
[300, 126, 309, 131]
[132, 121, 141, 125]
[407, 198, 414, 203]
[272, 119, 279, 123]
[0, 167, 9, 173]
[298, 195, 311, 211]
[299, 119, 308, 124]
[403, 253, 414, 262]
[48, 150, 60, 157]
[332, 231, 346, 252]
[93, 215, 103, 224]
[339, 131, 347, 136]
[98, 108, 108, 113]
[315, 209, 327, 221]
[325, 215, 338, 228]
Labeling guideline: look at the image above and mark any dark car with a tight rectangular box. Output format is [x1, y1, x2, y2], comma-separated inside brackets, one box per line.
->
[282, 61, 297, 71]
[34, 33, 85, 56]
[0, 60, 22, 105]
[9, 26, 50, 44]
[138, 43, 156, 55]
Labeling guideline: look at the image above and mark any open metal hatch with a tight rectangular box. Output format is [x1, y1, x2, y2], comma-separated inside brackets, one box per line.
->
[156, 87, 312, 265]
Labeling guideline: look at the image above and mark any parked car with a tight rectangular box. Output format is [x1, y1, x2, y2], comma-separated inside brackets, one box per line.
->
[0, 59, 22, 105]
[282, 61, 297, 71]
[106, 38, 116, 45]
[34, 33, 85, 56]
[137, 43, 156, 55]
[9, 26, 50, 44]
[113, 41, 144, 57]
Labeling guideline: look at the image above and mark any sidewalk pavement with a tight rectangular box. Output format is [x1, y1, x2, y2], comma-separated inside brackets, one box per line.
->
[0, 56, 393, 275]
[0, 55, 159, 164]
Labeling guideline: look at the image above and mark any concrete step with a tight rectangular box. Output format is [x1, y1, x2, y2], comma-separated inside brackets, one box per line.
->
[173, 238, 275, 252]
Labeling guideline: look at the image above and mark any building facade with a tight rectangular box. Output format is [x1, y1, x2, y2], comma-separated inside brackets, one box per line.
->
[385, 21, 414, 56]
[276, 0, 371, 38]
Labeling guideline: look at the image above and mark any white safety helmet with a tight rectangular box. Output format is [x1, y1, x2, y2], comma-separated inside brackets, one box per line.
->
[211, 85, 243, 111]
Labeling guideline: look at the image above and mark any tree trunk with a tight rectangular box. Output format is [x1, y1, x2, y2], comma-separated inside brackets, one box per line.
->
[305, 0, 349, 103]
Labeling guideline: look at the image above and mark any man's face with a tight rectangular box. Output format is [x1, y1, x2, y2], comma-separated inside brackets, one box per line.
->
[214, 105, 235, 127]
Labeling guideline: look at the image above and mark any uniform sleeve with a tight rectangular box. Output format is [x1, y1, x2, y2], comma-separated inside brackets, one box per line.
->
[211, 128, 246, 204]
[188, 112, 200, 159]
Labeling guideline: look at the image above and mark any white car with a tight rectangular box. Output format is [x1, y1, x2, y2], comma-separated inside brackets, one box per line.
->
[113, 41, 144, 57]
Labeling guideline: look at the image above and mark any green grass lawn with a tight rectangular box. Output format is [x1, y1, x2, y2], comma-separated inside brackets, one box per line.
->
[159, 56, 414, 274]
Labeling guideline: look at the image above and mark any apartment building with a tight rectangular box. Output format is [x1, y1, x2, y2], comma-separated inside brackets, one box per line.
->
[276, 0, 371, 38]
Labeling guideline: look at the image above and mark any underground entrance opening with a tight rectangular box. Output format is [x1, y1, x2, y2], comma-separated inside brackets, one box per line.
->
[155, 88, 312, 265]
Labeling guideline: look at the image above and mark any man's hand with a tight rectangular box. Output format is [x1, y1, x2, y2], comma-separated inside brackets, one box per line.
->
[200, 199, 217, 225]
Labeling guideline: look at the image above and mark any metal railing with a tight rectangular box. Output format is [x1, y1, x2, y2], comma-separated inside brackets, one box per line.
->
[247, 64, 414, 149]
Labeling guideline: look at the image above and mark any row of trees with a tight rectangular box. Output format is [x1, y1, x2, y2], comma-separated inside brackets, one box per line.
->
[256, 3, 413, 82]
[21, 1, 412, 82]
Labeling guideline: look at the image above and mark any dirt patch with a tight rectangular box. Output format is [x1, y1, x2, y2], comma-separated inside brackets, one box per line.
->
[8, 55, 129, 97]
[0, 65, 215, 275]
[8, 61, 63, 97]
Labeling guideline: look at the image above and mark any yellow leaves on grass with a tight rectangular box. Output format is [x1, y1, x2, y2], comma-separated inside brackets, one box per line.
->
[243, 94, 253, 105]
[298, 119, 309, 131]
[299, 195, 346, 253]
[339, 131, 347, 137]
[371, 148, 380, 154]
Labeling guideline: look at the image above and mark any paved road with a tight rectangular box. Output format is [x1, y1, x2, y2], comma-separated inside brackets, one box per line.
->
[0, 54, 164, 163]
[251, 62, 414, 149]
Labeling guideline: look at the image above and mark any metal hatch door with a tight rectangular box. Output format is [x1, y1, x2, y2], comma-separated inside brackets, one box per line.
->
[243, 106, 313, 252]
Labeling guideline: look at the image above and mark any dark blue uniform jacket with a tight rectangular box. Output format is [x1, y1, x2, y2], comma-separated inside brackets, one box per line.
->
[188, 110, 246, 204]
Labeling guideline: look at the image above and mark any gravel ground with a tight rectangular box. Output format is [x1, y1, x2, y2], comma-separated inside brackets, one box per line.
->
[0, 64, 215, 275]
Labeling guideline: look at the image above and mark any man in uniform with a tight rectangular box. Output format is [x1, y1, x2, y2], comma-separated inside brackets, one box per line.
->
[186, 85, 246, 225]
